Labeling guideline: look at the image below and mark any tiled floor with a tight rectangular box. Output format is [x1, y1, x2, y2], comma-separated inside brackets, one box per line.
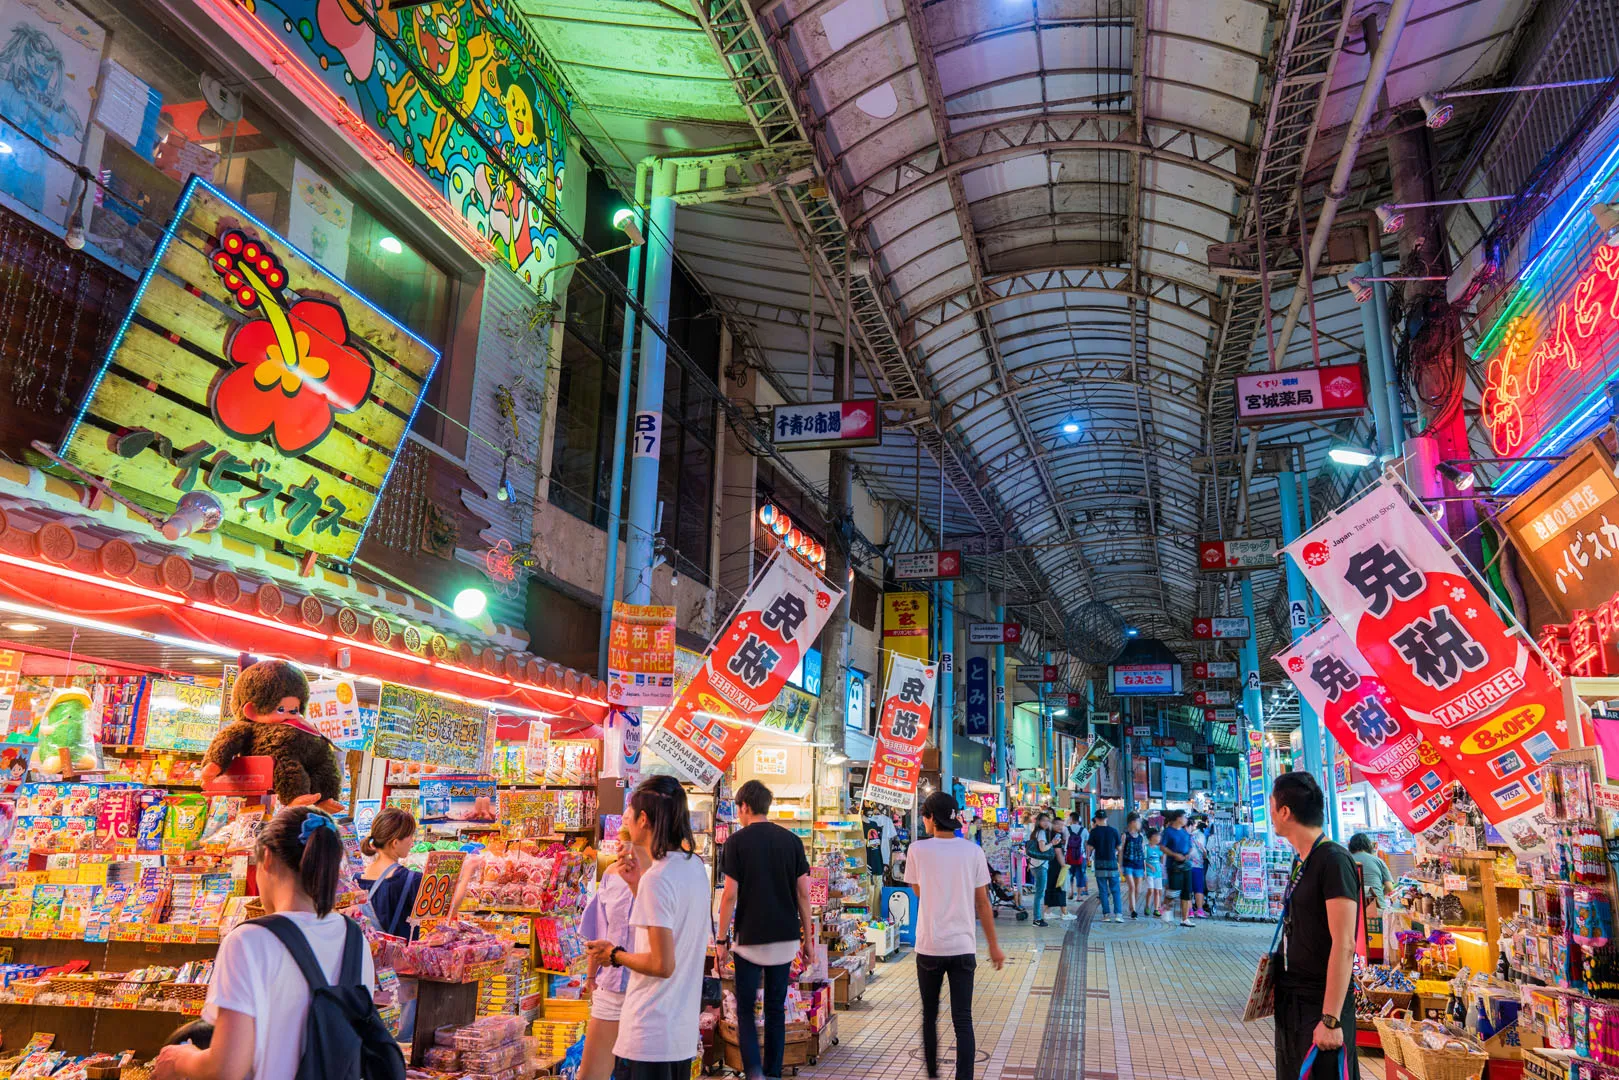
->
[793, 900, 1395, 1080]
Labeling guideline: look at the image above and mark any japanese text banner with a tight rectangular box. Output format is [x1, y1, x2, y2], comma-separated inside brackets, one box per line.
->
[1276, 621, 1455, 834]
[862, 653, 937, 810]
[1284, 478, 1563, 851]
[645, 552, 843, 787]
[606, 603, 678, 708]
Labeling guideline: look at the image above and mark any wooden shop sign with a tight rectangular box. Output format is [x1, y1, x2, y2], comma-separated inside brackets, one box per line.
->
[60, 180, 439, 562]
[1498, 438, 1619, 622]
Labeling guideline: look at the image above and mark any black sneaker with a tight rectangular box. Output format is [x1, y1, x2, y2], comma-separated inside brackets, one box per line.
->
[1033, 919, 1049, 927]
[1130, 911, 1138, 919]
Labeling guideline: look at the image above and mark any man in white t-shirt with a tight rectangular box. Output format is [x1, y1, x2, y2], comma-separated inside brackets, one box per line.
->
[586, 774, 713, 1080]
[905, 792, 1005, 1080]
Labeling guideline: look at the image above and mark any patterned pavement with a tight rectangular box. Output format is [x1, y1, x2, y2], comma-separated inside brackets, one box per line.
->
[791, 902, 1393, 1080]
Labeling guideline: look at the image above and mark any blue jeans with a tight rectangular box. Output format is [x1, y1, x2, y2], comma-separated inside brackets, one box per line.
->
[1031, 861, 1049, 921]
[1095, 869, 1121, 915]
[734, 953, 791, 1079]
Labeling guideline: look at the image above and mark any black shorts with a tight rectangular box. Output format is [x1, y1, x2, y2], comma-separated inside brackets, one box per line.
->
[614, 1059, 692, 1080]
[1164, 863, 1188, 897]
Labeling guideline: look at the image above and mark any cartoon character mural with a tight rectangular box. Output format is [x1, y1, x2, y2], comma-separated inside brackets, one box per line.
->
[246, 0, 565, 289]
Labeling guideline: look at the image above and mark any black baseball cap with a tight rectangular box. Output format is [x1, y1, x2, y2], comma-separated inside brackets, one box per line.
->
[920, 791, 961, 831]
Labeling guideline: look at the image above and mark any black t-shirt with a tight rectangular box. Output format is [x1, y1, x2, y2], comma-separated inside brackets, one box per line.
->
[864, 816, 886, 875]
[1087, 825, 1121, 868]
[722, 821, 812, 946]
[1279, 839, 1361, 990]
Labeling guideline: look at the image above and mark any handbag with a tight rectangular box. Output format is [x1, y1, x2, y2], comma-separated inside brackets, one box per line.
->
[1296, 1044, 1353, 1080]
[1243, 835, 1326, 1023]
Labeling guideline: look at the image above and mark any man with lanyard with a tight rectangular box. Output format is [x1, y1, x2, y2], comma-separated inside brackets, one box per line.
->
[1270, 771, 1360, 1080]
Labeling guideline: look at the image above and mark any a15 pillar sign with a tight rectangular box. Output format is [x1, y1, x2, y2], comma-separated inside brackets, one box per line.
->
[645, 551, 843, 787]
[1284, 478, 1564, 853]
[1276, 621, 1455, 835]
[862, 654, 938, 810]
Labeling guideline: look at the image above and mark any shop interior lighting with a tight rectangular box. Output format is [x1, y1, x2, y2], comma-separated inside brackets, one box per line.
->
[4, 623, 42, 632]
[1377, 195, 1514, 233]
[1125, 628, 1139, 637]
[189, 656, 220, 664]
[1329, 444, 1378, 467]
[1346, 274, 1449, 301]
[1437, 461, 1477, 491]
[0, 141, 11, 154]
[378, 236, 404, 255]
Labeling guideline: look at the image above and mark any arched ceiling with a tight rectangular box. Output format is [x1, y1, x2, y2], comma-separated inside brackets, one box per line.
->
[523, 0, 1541, 670]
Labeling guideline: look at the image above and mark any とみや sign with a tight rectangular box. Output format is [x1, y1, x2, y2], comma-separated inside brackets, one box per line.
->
[1198, 539, 1278, 572]
[1481, 239, 1619, 458]
[1497, 438, 1619, 622]
[1284, 478, 1565, 852]
[1234, 362, 1367, 424]
[771, 400, 882, 450]
[1277, 621, 1455, 834]
[60, 180, 438, 562]
[893, 550, 962, 580]
[1192, 616, 1251, 640]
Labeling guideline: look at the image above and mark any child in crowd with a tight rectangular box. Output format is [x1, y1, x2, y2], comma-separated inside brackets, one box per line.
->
[1142, 827, 1164, 918]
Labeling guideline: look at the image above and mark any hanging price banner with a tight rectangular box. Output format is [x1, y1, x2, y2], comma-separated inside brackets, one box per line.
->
[1284, 478, 1564, 853]
[1276, 621, 1456, 834]
[862, 654, 938, 809]
[411, 850, 466, 922]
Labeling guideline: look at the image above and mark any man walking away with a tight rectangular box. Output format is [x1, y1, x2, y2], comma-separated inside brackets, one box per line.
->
[1085, 810, 1122, 923]
[1064, 811, 1088, 902]
[1270, 772, 1360, 1080]
[1159, 810, 1194, 927]
[905, 792, 1005, 1080]
[717, 781, 816, 1080]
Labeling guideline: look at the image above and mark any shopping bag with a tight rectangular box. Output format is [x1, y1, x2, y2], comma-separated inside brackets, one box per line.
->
[1241, 914, 1285, 1022]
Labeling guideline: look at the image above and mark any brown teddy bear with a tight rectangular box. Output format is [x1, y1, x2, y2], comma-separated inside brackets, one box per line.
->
[200, 659, 342, 812]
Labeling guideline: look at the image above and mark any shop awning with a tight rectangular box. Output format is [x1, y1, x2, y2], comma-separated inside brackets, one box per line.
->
[0, 463, 607, 725]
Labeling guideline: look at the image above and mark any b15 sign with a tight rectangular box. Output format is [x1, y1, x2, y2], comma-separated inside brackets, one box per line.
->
[1199, 539, 1278, 572]
[771, 400, 882, 450]
[1234, 362, 1367, 425]
[60, 180, 438, 562]
[1193, 617, 1251, 640]
[646, 551, 843, 787]
[1284, 478, 1564, 852]
[969, 622, 1022, 644]
[1193, 661, 1240, 680]
[1277, 621, 1455, 834]
[894, 550, 962, 581]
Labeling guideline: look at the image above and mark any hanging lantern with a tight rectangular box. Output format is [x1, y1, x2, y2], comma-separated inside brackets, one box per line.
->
[787, 527, 803, 550]
[771, 514, 791, 537]
[758, 504, 776, 528]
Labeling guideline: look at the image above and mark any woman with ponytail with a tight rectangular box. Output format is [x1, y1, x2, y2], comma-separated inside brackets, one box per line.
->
[360, 807, 423, 940]
[155, 806, 377, 1080]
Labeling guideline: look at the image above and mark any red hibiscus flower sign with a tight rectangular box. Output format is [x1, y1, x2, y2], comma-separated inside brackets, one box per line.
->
[208, 230, 374, 456]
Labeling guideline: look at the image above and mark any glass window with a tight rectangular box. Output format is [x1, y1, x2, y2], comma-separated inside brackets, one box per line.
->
[47, 0, 455, 351]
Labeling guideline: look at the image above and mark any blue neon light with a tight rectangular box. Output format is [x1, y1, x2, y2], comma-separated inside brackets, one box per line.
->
[58, 176, 443, 559]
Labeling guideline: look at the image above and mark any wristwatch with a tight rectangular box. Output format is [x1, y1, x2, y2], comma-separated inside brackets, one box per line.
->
[716, 936, 731, 947]
[1320, 1014, 1341, 1030]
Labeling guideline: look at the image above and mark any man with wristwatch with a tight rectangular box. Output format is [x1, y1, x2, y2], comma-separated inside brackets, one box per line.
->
[1270, 771, 1362, 1079]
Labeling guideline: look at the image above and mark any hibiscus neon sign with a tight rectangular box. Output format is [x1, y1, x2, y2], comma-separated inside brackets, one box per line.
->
[1481, 238, 1619, 456]
[61, 179, 440, 563]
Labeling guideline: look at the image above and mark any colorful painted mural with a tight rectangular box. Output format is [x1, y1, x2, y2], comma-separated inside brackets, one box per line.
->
[241, 0, 568, 290]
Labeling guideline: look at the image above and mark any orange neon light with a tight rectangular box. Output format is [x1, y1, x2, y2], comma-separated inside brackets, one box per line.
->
[0, 550, 185, 604]
[434, 661, 512, 686]
[192, 600, 331, 641]
[345, 635, 431, 665]
[1482, 241, 1619, 454]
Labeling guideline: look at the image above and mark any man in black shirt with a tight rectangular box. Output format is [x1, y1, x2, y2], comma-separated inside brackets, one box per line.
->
[717, 780, 816, 1080]
[1085, 810, 1123, 922]
[1270, 771, 1361, 1080]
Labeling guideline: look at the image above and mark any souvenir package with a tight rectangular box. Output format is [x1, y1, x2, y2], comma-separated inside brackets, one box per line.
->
[163, 795, 209, 850]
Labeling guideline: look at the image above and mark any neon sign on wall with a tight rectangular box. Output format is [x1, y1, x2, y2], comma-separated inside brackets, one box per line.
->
[1482, 239, 1619, 456]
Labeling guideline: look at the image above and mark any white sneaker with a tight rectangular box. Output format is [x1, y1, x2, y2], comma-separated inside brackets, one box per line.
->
[1161, 911, 1174, 922]
[1061, 913, 1077, 921]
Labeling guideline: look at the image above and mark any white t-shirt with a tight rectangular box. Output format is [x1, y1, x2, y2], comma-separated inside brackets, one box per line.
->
[904, 836, 991, 957]
[615, 852, 712, 1063]
[204, 911, 377, 1080]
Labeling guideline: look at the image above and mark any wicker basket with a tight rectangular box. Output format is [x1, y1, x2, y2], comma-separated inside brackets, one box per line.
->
[1363, 988, 1416, 1014]
[1374, 1013, 1411, 1065]
[1397, 1031, 1488, 1080]
[156, 982, 210, 1009]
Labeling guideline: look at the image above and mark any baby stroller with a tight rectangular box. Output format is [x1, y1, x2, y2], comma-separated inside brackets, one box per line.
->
[988, 869, 1029, 920]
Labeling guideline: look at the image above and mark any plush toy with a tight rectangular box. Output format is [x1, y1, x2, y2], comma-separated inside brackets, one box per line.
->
[200, 660, 341, 812]
[34, 688, 99, 775]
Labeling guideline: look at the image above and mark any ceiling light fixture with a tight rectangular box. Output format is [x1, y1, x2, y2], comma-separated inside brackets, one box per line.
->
[1419, 92, 1453, 129]
[1437, 460, 1477, 491]
[1377, 195, 1515, 233]
[379, 236, 404, 255]
[4, 622, 43, 632]
[190, 656, 221, 664]
[1061, 421, 1080, 434]
[1375, 203, 1406, 233]
[1329, 444, 1378, 467]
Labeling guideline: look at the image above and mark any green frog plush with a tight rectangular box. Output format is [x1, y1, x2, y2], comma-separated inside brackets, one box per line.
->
[35, 687, 99, 775]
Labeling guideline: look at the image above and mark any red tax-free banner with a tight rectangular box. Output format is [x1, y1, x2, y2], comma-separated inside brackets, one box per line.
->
[1276, 621, 1455, 834]
[646, 551, 843, 787]
[1284, 478, 1564, 853]
[862, 653, 937, 810]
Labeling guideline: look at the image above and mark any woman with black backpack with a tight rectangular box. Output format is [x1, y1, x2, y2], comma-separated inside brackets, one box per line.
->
[155, 806, 399, 1080]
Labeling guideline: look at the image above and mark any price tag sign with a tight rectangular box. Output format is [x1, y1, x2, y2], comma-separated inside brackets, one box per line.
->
[412, 850, 466, 922]
[1442, 874, 1468, 891]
